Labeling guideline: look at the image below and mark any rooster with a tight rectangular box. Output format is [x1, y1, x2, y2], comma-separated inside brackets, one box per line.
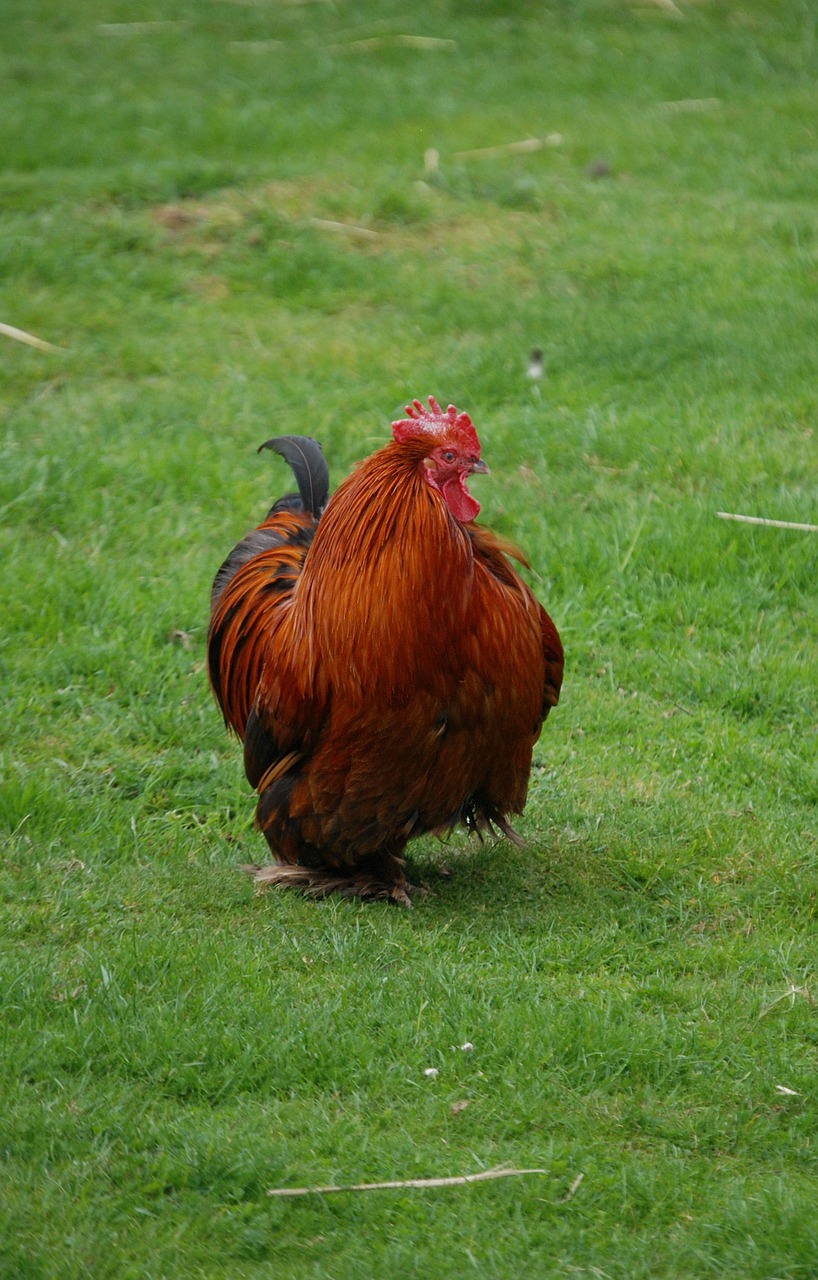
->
[208, 396, 563, 906]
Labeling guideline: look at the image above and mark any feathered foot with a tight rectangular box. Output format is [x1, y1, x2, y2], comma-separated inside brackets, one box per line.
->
[240, 862, 423, 908]
[465, 811, 527, 849]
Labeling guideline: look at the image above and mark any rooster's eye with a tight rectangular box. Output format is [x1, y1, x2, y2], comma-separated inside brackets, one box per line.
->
[442, 450, 456, 463]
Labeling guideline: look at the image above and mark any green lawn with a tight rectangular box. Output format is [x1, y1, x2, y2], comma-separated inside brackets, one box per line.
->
[2, 1, 817, 1276]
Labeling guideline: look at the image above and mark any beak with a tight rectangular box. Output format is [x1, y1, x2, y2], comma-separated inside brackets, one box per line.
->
[470, 459, 490, 475]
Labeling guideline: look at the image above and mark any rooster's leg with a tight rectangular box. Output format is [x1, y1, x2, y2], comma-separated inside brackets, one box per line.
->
[241, 861, 422, 908]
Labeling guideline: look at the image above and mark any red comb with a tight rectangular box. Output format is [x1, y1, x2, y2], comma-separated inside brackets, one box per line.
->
[392, 395, 481, 453]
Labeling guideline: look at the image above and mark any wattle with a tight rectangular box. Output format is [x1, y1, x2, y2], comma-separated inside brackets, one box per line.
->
[442, 474, 480, 523]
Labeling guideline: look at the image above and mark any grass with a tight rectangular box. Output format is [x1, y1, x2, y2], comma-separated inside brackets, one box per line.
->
[2, 0, 818, 1275]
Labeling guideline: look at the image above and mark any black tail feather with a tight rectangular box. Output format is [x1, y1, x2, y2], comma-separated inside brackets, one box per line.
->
[258, 435, 330, 519]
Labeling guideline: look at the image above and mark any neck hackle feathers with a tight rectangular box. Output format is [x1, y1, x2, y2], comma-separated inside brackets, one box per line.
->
[391, 395, 482, 457]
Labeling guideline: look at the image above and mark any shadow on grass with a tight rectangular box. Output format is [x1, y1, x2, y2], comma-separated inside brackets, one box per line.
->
[231, 832, 639, 930]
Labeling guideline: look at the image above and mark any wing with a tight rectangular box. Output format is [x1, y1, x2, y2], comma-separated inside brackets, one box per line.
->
[468, 525, 564, 724]
[537, 597, 564, 720]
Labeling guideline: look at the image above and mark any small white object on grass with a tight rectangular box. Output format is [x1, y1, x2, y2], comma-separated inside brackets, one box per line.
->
[775, 1085, 801, 1097]
[460, 1042, 474, 1053]
[423, 1067, 439, 1079]
[526, 349, 544, 381]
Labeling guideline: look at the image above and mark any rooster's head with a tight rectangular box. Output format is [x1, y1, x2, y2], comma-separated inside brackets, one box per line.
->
[392, 395, 489, 523]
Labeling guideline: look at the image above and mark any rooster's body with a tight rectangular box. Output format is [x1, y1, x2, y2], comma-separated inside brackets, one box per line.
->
[208, 398, 563, 905]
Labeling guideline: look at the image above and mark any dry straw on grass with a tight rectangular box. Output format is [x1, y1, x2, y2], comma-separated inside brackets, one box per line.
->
[716, 511, 818, 533]
[0, 321, 65, 353]
[267, 1165, 549, 1198]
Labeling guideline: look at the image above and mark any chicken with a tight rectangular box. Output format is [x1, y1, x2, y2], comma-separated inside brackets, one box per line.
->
[208, 396, 563, 906]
